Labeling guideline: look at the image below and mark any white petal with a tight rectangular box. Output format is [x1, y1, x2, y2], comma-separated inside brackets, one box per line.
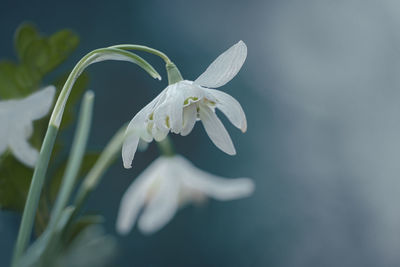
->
[8, 123, 38, 167]
[122, 90, 167, 168]
[194, 41, 247, 88]
[167, 85, 185, 133]
[199, 104, 236, 155]
[154, 83, 184, 134]
[176, 155, 255, 200]
[22, 86, 56, 120]
[206, 89, 247, 132]
[180, 82, 206, 106]
[122, 133, 140, 169]
[181, 104, 197, 136]
[116, 159, 163, 235]
[123, 115, 147, 169]
[138, 173, 180, 234]
[151, 125, 169, 142]
[116, 178, 147, 235]
[153, 103, 170, 132]
[188, 175, 255, 201]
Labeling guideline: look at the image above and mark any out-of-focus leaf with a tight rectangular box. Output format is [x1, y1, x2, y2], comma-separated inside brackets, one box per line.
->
[15, 64, 41, 93]
[14, 23, 39, 61]
[19, 224, 116, 267]
[17, 25, 79, 76]
[48, 152, 100, 202]
[0, 61, 24, 98]
[0, 23, 90, 226]
[0, 153, 33, 211]
[17, 207, 76, 267]
[47, 30, 79, 72]
[0, 138, 63, 213]
[57, 226, 117, 267]
[0, 23, 81, 100]
[23, 38, 52, 74]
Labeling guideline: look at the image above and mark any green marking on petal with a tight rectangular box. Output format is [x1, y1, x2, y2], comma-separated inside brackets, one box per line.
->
[184, 97, 199, 105]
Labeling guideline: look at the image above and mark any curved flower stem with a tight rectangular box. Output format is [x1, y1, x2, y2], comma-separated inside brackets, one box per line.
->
[110, 44, 171, 64]
[50, 47, 161, 127]
[12, 44, 170, 266]
[111, 44, 183, 84]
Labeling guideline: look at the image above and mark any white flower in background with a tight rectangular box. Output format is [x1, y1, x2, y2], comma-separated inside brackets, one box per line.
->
[122, 41, 248, 168]
[116, 155, 254, 235]
[0, 86, 56, 167]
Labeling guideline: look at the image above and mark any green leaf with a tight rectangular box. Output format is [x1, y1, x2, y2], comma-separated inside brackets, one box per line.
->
[20, 29, 79, 76]
[15, 63, 41, 93]
[48, 152, 100, 203]
[19, 224, 116, 267]
[14, 23, 40, 61]
[23, 38, 52, 74]
[0, 153, 33, 211]
[14, 23, 80, 82]
[0, 61, 25, 98]
[59, 226, 117, 267]
[48, 29, 79, 71]
[1, 24, 81, 100]
[17, 207, 76, 267]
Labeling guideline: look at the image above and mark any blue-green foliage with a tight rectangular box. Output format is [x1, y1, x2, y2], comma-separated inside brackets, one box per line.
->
[0, 23, 97, 229]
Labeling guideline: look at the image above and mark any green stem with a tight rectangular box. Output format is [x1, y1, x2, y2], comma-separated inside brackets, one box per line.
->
[73, 124, 127, 213]
[49, 91, 94, 229]
[166, 62, 183, 84]
[111, 44, 184, 85]
[11, 125, 58, 267]
[12, 44, 171, 265]
[50, 47, 161, 128]
[110, 44, 171, 64]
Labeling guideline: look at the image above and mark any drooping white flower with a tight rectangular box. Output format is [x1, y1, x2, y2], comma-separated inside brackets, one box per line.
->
[122, 41, 248, 168]
[0, 86, 56, 167]
[116, 155, 255, 235]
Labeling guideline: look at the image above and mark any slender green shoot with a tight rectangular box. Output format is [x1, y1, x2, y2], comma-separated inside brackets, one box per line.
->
[12, 44, 171, 266]
[73, 124, 127, 213]
[11, 125, 58, 266]
[49, 91, 94, 228]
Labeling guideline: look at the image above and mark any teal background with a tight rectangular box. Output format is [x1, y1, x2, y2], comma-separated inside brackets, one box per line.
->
[2, 0, 400, 266]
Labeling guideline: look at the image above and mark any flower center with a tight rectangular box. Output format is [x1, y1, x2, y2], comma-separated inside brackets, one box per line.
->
[183, 97, 199, 106]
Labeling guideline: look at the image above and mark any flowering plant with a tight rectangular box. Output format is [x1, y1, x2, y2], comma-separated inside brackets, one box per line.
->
[0, 23, 254, 267]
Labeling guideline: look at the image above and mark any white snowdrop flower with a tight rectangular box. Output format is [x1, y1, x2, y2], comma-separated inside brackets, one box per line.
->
[0, 86, 56, 167]
[122, 41, 248, 168]
[116, 155, 254, 235]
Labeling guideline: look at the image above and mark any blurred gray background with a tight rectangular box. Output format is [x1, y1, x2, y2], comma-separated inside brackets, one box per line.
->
[1, 0, 400, 266]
